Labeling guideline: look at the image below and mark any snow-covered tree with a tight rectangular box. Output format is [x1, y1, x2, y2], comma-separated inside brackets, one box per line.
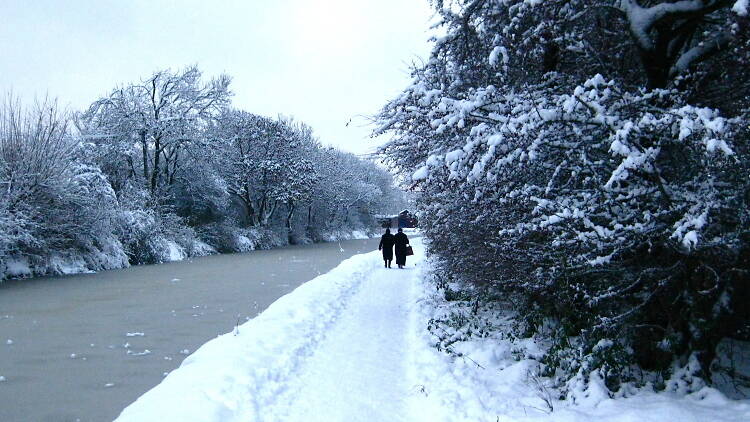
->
[377, 0, 750, 391]
[0, 96, 123, 276]
[80, 66, 231, 198]
[2, 65, 403, 277]
[213, 110, 317, 228]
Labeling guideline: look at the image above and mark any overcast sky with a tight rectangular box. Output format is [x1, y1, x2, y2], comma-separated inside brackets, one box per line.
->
[0, 0, 434, 154]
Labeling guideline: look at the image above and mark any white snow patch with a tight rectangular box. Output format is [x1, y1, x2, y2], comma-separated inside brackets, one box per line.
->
[49, 254, 91, 275]
[191, 240, 216, 256]
[412, 165, 429, 181]
[489, 45, 509, 66]
[444, 149, 465, 164]
[164, 241, 186, 262]
[682, 230, 699, 249]
[5, 258, 31, 278]
[733, 0, 748, 15]
[349, 230, 369, 240]
[235, 235, 255, 252]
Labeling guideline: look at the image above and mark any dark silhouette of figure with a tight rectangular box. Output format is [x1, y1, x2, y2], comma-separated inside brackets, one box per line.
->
[394, 228, 409, 269]
[378, 228, 395, 268]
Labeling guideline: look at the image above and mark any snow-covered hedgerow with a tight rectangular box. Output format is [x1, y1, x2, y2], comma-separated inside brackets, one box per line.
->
[377, 0, 750, 395]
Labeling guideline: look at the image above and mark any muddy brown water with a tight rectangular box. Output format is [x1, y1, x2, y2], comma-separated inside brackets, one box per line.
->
[0, 237, 378, 422]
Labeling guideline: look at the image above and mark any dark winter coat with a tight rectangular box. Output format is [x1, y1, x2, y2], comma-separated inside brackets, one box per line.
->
[394, 232, 409, 266]
[379, 233, 395, 261]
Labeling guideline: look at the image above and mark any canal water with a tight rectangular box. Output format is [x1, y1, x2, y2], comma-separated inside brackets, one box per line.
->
[0, 237, 378, 422]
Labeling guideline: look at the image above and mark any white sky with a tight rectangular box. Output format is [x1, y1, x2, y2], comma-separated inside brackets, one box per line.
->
[0, 0, 434, 154]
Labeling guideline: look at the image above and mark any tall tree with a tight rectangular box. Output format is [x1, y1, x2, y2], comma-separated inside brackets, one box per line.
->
[80, 66, 231, 197]
[214, 111, 317, 227]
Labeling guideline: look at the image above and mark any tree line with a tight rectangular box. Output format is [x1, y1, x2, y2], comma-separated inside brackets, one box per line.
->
[377, 0, 749, 397]
[0, 66, 403, 278]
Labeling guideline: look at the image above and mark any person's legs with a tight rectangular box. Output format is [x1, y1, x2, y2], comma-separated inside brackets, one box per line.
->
[396, 253, 406, 268]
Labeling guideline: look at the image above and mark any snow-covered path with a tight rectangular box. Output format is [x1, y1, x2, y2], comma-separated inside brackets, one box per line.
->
[274, 254, 419, 421]
[116, 237, 424, 422]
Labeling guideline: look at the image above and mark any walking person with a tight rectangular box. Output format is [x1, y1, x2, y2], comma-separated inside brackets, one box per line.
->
[378, 228, 395, 268]
[394, 228, 410, 269]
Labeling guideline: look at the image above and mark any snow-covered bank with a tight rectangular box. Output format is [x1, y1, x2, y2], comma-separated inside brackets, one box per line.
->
[0, 228, 377, 282]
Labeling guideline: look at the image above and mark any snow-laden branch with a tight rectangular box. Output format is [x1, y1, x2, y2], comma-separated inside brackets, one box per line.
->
[619, 0, 714, 50]
[670, 32, 733, 77]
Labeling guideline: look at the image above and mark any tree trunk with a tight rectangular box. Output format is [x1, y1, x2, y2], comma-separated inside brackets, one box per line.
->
[243, 188, 258, 226]
[262, 200, 278, 226]
[168, 147, 179, 186]
[640, 49, 671, 90]
[286, 202, 295, 230]
[286, 202, 296, 243]
[140, 129, 149, 184]
[150, 136, 161, 193]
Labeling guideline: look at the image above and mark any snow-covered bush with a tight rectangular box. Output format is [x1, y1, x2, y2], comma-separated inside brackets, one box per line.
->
[0, 97, 130, 278]
[377, 0, 750, 393]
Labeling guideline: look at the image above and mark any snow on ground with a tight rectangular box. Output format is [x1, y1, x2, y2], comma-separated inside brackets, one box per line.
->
[115, 236, 750, 422]
[411, 278, 750, 422]
[116, 238, 421, 422]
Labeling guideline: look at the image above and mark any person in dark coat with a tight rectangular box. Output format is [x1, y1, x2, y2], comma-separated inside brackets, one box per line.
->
[394, 228, 410, 269]
[378, 228, 395, 268]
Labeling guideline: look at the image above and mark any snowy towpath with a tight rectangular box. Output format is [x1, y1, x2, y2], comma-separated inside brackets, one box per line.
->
[273, 247, 419, 421]
[116, 237, 424, 422]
